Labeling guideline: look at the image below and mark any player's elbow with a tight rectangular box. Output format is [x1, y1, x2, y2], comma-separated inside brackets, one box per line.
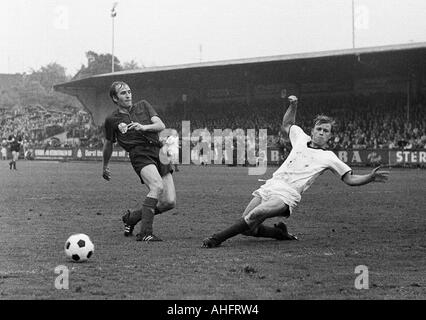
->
[343, 177, 363, 187]
[342, 173, 357, 186]
[280, 124, 291, 137]
[344, 180, 356, 187]
[154, 120, 166, 131]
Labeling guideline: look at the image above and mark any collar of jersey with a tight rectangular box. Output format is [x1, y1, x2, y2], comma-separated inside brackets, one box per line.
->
[307, 142, 327, 151]
[115, 106, 134, 116]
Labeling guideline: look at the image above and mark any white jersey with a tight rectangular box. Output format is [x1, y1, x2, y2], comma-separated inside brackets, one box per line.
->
[271, 125, 352, 195]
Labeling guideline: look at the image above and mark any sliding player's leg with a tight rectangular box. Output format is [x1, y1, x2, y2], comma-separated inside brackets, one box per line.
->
[202, 197, 290, 248]
[242, 197, 296, 240]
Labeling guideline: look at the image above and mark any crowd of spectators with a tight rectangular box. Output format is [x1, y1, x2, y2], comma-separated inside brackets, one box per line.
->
[1, 93, 425, 154]
[162, 93, 426, 150]
[0, 104, 99, 150]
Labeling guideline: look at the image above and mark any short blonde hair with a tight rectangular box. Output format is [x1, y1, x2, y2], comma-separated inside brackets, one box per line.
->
[109, 81, 129, 103]
[313, 114, 335, 132]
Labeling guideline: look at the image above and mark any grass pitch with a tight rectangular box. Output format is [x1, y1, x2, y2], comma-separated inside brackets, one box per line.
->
[0, 160, 425, 299]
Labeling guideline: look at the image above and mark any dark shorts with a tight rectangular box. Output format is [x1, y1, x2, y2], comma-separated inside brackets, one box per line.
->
[129, 145, 173, 184]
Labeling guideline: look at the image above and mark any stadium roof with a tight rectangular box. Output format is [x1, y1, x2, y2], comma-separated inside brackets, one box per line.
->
[53, 41, 426, 125]
[55, 41, 426, 89]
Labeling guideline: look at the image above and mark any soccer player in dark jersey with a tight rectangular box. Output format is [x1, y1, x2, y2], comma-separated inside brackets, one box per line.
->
[7, 135, 22, 170]
[102, 81, 176, 242]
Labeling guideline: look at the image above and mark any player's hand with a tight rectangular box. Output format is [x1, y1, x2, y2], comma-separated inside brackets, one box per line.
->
[288, 95, 298, 105]
[281, 229, 298, 240]
[102, 166, 111, 181]
[285, 233, 298, 241]
[370, 165, 389, 183]
[127, 121, 146, 131]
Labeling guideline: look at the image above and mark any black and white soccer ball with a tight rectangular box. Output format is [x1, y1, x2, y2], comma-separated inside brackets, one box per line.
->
[64, 234, 95, 262]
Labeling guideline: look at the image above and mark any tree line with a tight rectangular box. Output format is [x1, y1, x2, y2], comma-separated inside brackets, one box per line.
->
[0, 51, 142, 111]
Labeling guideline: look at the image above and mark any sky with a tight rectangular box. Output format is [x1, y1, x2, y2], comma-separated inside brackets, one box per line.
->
[1, 0, 426, 76]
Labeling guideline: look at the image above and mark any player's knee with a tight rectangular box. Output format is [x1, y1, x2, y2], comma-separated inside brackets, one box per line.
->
[156, 185, 165, 196]
[250, 209, 268, 222]
[161, 197, 176, 211]
[244, 211, 266, 226]
[156, 192, 176, 214]
[150, 181, 164, 196]
[169, 198, 176, 209]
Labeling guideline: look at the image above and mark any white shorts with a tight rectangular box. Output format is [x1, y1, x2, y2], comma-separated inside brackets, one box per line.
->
[252, 179, 301, 214]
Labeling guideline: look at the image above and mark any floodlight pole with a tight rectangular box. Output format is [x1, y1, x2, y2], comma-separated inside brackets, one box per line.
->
[112, 17, 115, 72]
[352, 0, 355, 49]
[111, 3, 118, 73]
[406, 80, 410, 124]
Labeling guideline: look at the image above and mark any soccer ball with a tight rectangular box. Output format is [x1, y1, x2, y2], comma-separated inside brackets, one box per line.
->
[64, 234, 95, 262]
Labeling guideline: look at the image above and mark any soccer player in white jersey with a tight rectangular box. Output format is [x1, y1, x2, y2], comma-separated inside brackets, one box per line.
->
[165, 129, 180, 172]
[202, 95, 389, 248]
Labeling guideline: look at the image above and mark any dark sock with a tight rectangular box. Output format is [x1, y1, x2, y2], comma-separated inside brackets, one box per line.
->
[127, 204, 163, 224]
[127, 209, 142, 226]
[139, 197, 158, 236]
[13, 161, 16, 169]
[213, 218, 250, 243]
[253, 225, 284, 239]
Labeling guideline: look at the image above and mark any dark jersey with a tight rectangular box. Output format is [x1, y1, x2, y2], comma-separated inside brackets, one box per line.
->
[8, 137, 21, 152]
[104, 100, 162, 152]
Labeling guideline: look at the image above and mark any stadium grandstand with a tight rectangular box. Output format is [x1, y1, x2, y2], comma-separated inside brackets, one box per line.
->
[2, 43, 425, 165]
[53, 42, 426, 152]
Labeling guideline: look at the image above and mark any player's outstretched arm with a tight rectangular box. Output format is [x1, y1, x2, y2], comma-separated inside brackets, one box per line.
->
[102, 139, 113, 181]
[342, 166, 389, 186]
[127, 116, 166, 133]
[280, 95, 298, 137]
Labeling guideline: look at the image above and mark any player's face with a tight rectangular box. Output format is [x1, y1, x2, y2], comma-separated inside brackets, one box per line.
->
[114, 84, 132, 109]
[311, 123, 332, 147]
